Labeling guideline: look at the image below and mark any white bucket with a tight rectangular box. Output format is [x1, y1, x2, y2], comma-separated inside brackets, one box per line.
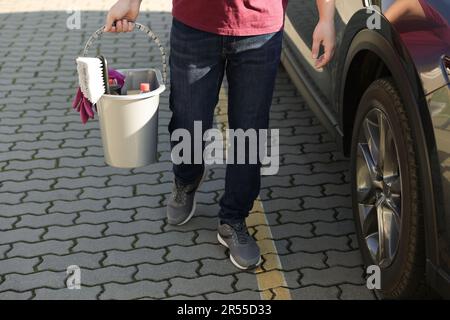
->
[81, 23, 167, 168]
[97, 68, 166, 168]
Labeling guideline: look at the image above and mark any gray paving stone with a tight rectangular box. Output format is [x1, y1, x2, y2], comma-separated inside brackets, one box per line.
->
[105, 220, 163, 236]
[290, 285, 340, 300]
[261, 175, 292, 187]
[234, 272, 260, 291]
[0, 202, 50, 217]
[302, 196, 351, 209]
[290, 236, 350, 253]
[206, 290, 261, 300]
[104, 248, 165, 266]
[270, 186, 322, 198]
[6, 159, 56, 170]
[164, 295, 205, 300]
[35, 148, 83, 159]
[82, 166, 131, 177]
[34, 286, 102, 300]
[107, 173, 160, 186]
[82, 266, 135, 286]
[323, 183, 351, 196]
[0, 271, 65, 291]
[339, 284, 376, 300]
[137, 182, 173, 196]
[0, 216, 17, 230]
[167, 244, 227, 261]
[55, 176, 108, 189]
[0, 257, 39, 275]
[77, 209, 134, 224]
[195, 230, 218, 244]
[134, 207, 167, 221]
[278, 209, 335, 224]
[169, 275, 234, 296]
[74, 236, 134, 253]
[59, 156, 105, 167]
[17, 213, 76, 228]
[44, 224, 105, 241]
[136, 231, 196, 249]
[314, 220, 355, 236]
[29, 167, 82, 179]
[136, 261, 199, 281]
[262, 198, 301, 213]
[80, 186, 133, 200]
[336, 208, 353, 220]
[12, 140, 61, 151]
[50, 199, 107, 213]
[301, 266, 365, 286]
[326, 250, 363, 267]
[0, 192, 25, 205]
[283, 153, 330, 165]
[349, 234, 360, 250]
[164, 216, 217, 232]
[0, 291, 32, 300]
[0, 150, 35, 161]
[0, 227, 43, 244]
[101, 280, 169, 300]
[279, 252, 326, 270]
[8, 240, 73, 258]
[293, 173, 343, 186]
[267, 223, 313, 239]
[24, 189, 79, 203]
[1, 179, 54, 193]
[313, 161, 349, 173]
[198, 258, 239, 276]
[39, 252, 104, 271]
[0, 170, 30, 182]
[107, 195, 162, 210]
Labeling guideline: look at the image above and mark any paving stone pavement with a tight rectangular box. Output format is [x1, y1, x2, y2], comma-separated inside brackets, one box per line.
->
[0, 0, 376, 300]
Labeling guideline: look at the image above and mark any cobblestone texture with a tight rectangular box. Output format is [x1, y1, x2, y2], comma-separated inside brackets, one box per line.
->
[0, 0, 374, 300]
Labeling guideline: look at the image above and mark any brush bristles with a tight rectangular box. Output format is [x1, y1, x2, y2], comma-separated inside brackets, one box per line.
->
[76, 57, 106, 104]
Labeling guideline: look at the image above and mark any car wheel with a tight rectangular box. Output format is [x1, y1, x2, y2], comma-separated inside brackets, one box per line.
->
[350, 77, 426, 299]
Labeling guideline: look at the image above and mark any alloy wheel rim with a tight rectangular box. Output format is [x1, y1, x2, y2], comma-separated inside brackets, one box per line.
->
[356, 108, 402, 268]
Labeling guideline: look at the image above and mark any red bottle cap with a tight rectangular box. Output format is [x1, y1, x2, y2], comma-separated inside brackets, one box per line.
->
[140, 83, 150, 92]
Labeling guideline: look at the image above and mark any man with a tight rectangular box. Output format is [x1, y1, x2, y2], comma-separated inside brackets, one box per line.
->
[105, 0, 335, 269]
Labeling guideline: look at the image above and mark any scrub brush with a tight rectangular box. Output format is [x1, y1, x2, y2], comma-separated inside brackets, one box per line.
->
[76, 55, 110, 104]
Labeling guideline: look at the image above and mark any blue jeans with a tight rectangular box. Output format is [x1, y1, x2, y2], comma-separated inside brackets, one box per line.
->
[169, 18, 283, 223]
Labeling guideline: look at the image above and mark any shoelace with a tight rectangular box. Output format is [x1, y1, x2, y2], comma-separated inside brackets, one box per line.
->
[231, 222, 250, 245]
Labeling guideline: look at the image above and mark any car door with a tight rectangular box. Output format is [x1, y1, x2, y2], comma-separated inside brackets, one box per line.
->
[283, 0, 365, 115]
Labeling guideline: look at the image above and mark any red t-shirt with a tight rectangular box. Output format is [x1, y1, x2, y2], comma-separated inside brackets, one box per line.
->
[172, 0, 289, 36]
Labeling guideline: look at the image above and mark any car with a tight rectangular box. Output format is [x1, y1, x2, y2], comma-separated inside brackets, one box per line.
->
[282, 0, 450, 299]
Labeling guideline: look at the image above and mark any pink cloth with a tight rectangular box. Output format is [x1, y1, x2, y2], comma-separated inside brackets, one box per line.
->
[72, 69, 125, 124]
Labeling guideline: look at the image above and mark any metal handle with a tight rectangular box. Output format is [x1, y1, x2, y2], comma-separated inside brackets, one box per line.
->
[82, 23, 167, 84]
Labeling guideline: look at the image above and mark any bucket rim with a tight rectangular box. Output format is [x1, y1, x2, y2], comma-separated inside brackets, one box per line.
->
[103, 68, 166, 100]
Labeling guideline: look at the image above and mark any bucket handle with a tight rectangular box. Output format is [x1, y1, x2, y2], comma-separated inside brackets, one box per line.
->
[82, 23, 167, 84]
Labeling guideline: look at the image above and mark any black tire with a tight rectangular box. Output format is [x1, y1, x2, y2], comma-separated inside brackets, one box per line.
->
[350, 77, 426, 299]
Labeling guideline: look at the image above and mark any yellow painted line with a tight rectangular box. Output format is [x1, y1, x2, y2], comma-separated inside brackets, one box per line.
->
[248, 200, 292, 300]
[217, 86, 291, 300]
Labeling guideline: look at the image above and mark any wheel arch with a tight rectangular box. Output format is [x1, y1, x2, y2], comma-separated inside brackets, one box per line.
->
[336, 9, 441, 279]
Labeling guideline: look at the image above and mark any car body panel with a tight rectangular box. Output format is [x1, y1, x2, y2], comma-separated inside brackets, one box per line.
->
[282, 0, 450, 297]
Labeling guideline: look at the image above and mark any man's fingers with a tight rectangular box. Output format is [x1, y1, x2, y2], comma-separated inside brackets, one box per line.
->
[116, 20, 123, 32]
[311, 37, 321, 60]
[122, 19, 129, 32]
[129, 21, 135, 32]
[105, 13, 115, 32]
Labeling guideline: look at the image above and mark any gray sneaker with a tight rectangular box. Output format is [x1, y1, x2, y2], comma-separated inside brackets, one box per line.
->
[167, 170, 206, 226]
[217, 221, 262, 270]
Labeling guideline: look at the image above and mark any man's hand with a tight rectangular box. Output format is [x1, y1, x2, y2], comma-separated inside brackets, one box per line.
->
[312, 19, 336, 68]
[105, 0, 142, 32]
[312, 0, 336, 69]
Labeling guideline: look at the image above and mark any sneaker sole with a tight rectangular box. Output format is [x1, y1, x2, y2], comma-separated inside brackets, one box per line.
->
[174, 169, 208, 226]
[217, 233, 262, 270]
